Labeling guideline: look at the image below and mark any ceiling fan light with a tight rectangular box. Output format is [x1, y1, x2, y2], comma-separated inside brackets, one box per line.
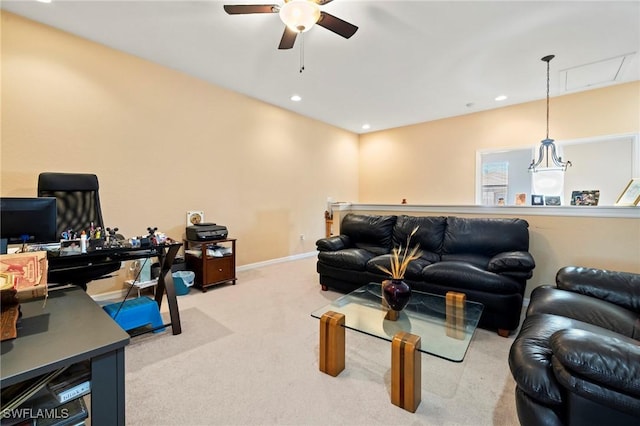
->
[279, 0, 320, 33]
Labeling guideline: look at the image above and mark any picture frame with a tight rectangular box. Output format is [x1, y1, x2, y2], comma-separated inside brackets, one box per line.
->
[615, 178, 640, 206]
[531, 195, 544, 206]
[571, 190, 600, 206]
[514, 193, 526, 206]
[186, 211, 204, 226]
[544, 196, 561, 206]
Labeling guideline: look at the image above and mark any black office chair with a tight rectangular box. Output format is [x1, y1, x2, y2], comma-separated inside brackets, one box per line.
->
[38, 172, 121, 290]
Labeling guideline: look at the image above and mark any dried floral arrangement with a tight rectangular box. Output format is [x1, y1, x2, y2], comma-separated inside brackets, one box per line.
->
[377, 226, 422, 279]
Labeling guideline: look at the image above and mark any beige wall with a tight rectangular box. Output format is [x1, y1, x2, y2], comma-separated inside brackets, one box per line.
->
[359, 81, 640, 204]
[0, 12, 359, 293]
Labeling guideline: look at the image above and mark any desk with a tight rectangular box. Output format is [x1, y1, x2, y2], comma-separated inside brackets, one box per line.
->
[47, 242, 183, 335]
[1, 287, 130, 425]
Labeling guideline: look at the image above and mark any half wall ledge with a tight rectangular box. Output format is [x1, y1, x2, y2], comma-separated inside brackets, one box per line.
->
[331, 203, 639, 219]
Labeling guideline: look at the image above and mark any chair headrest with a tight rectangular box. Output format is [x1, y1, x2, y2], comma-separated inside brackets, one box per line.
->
[38, 173, 100, 193]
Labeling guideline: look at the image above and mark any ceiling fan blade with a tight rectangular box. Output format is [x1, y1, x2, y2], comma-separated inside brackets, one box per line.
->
[223, 5, 279, 15]
[317, 11, 358, 39]
[278, 27, 298, 49]
[314, 0, 334, 5]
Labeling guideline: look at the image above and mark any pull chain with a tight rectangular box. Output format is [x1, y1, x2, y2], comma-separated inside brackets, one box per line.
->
[299, 32, 305, 73]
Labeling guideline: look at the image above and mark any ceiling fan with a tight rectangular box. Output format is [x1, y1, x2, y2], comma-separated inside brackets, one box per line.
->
[223, 0, 358, 49]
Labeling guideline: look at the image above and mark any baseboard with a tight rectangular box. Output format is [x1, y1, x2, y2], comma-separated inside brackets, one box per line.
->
[236, 251, 317, 272]
[90, 252, 318, 302]
[90, 288, 131, 304]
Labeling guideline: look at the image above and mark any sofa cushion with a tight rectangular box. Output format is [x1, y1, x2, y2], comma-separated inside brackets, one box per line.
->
[366, 255, 433, 281]
[442, 216, 530, 256]
[318, 248, 376, 271]
[340, 213, 397, 255]
[422, 261, 521, 294]
[440, 253, 490, 269]
[393, 215, 446, 255]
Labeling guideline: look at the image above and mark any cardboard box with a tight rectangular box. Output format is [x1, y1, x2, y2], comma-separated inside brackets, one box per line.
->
[0, 251, 48, 301]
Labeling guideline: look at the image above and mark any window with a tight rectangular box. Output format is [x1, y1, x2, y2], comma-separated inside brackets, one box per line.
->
[476, 134, 639, 206]
[477, 148, 532, 205]
[481, 161, 508, 205]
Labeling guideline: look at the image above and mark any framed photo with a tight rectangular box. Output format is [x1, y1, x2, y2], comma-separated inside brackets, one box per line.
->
[531, 195, 544, 206]
[186, 211, 204, 226]
[615, 178, 640, 206]
[514, 193, 526, 206]
[571, 190, 600, 206]
[544, 196, 561, 206]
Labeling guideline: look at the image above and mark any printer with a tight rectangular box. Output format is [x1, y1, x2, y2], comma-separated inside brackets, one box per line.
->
[186, 223, 228, 241]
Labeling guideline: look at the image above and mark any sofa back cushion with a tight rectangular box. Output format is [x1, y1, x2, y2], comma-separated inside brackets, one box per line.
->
[340, 214, 397, 255]
[393, 215, 446, 263]
[442, 217, 530, 257]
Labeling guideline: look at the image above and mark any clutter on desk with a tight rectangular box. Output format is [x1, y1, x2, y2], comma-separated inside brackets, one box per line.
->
[54, 223, 178, 255]
[58, 222, 127, 253]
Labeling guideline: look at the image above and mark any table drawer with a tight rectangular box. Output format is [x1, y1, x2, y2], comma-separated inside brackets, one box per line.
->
[205, 255, 234, 283]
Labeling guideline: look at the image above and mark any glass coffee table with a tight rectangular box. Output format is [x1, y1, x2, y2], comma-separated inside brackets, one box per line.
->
[311, 283, 484, 412]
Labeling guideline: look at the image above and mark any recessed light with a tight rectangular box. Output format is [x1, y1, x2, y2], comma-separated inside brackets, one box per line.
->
[495, 95, 508, 101]
[290, 95, 302, 102]
[362, 124, 371, 130]
[36, 0, 52, 3]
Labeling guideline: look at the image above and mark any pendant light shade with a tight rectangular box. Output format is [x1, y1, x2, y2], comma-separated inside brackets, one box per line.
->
[529, 55, 572, 173]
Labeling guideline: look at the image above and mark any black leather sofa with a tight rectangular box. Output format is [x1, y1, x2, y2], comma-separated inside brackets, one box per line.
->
[316, 213, 536, 335]
[509, 266, 640, 426]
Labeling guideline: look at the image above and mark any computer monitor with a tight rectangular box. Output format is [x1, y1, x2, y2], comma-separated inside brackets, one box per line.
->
[0, 197, 58, 245]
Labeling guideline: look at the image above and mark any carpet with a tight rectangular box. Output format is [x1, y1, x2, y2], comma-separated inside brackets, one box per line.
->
[125, 308, 233, 373]
[123, 256, 520, 425]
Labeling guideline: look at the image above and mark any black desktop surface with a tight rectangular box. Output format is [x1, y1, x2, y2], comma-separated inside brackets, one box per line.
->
[0, 287, 130, 387]
[46, 242, 182, 274]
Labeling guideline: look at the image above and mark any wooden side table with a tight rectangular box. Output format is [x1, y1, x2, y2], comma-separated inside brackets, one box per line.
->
[184, 238, 237, 292]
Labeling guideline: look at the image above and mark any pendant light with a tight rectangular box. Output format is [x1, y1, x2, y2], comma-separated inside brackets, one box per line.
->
[529, 55, 571, 172]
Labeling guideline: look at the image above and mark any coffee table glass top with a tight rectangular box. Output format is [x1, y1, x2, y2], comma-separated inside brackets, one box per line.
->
[311, 283, 484, 362]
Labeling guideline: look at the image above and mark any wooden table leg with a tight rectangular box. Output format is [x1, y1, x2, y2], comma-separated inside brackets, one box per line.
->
[319, 311, 345, 377]
[445, 291, 466, 340]
[391, 331, 421, 412]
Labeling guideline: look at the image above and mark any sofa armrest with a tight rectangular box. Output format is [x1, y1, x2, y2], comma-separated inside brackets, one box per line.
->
[556, 266, 640, 313]
[316, 235, 351, 252]
[550, 329, 640, 415]
[487, 251, 535, 274]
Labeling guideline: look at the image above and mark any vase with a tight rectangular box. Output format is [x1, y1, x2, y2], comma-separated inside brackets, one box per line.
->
[382, 279, 412, 312]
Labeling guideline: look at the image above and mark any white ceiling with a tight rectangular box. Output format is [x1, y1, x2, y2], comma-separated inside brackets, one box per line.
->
[2, 0, 639, 134]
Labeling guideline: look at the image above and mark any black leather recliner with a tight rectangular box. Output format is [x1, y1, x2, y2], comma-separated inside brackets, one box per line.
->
[316, 213, 536, 335]
[509, 266, 640, 426]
